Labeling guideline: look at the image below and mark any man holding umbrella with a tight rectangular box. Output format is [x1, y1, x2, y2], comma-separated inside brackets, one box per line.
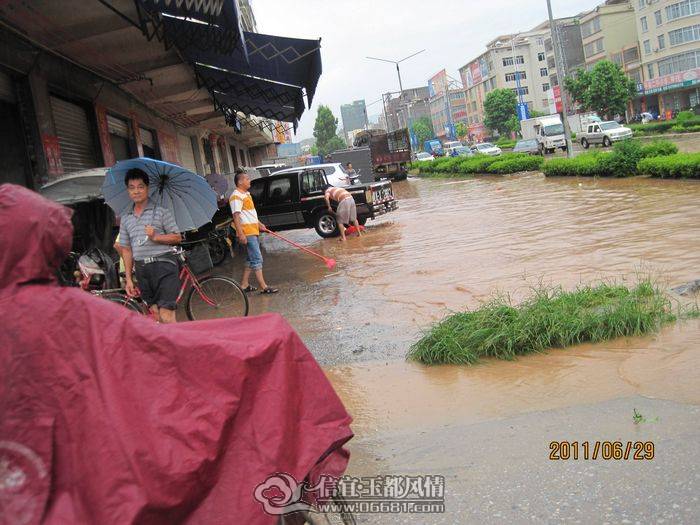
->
[119, 168, 182, 323]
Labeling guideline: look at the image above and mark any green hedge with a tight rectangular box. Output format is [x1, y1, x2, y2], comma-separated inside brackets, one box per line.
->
[414, 153, 543, 176]
[630, 116, 700, 135]
[542, 139, 678, 177]
[637, 153, 700, 179]
[495, 138, 516, 149]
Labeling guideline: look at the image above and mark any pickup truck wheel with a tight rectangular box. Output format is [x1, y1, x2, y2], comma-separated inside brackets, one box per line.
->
[581, 138, 589, 149]
[538, 144, 545, 155]
[358, 217, 367, 226]
[314, 211, 339, 238]
[603, 136, 611, 147]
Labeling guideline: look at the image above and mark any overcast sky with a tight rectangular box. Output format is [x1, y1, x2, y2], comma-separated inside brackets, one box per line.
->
[253, 0, 599, 141]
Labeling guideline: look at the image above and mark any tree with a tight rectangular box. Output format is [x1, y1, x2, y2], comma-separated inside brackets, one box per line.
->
[455, 122, 468, 139]
[564, 60, 636, 120]
[313, 105, 341, 156]
[411, 116, 434, 145]
[325, 136, 346, 155]
[529, 109, 547, 118]
[483, 89, 518, 135]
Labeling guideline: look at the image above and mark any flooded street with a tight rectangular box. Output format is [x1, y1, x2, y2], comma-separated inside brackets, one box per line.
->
[226, 174, 700, 366]
[221, 174, 700, 523]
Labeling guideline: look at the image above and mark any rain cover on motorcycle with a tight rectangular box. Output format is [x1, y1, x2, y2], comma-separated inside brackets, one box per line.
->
[0, 183, 353, 524]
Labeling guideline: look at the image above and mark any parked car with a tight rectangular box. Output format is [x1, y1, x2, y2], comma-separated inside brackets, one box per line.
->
[512, 139, 541, 155]
[470, 143, 502, 156]
[254, 164, 289, 178]
[451, 146, 474, 157]
[249, 166, 398, 238]
[415, 152, 435, 161]
[274, 163, 360, 187]
[579, 121, 633, 149]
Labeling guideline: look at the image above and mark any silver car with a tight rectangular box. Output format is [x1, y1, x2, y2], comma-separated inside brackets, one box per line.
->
[580, 121, 633, 148]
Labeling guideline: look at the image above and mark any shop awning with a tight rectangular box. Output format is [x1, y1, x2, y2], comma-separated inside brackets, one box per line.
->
[185, 31, 322, 108]
[211, 90, 301, 126]
[134, 0, 247, 57]
[194, 64, 305, 121]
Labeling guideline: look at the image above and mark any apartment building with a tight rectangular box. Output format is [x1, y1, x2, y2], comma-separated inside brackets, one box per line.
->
[578, 1, 643, 115]
[634, 0, 700, 116]
[460, 28, 552, 141]
[429, 89, 468, 139]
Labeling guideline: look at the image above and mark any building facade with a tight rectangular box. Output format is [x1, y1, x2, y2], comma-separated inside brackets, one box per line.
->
[382, 86, 431, 133]
[340, 100, 368, 141]
[634, 0, 700, 116]
[460, 27, 553, 140]
[544, 16, 586, 115]
[429, 89, 468, 140]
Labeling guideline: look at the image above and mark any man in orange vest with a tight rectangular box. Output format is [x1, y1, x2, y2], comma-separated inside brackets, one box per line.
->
[324, 186, 361, 242]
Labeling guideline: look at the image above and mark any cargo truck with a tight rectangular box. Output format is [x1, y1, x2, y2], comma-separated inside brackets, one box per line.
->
[329, 128, 411, 182]
[520, 114, 566, 155]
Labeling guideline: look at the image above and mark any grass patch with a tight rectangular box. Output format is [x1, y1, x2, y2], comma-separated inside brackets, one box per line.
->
[413, 153, 543, 177]
[408, 280, 688, 365]
[637, 153, 700, 179]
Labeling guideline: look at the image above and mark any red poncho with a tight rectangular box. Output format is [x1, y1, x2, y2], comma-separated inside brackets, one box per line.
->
[0, 184, 352, 524]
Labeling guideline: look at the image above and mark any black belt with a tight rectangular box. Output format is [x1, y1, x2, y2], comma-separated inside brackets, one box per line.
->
[137, 254, 178, 266]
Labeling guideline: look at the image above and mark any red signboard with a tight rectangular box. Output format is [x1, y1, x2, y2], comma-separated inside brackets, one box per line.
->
[158, 131, 181, 165]
[553, 85, 563, 113]
[42, 134, 63, 177]
[95, 105, 115, 167]
[470, 62, 482, 85]
[643, 67, 700, 94]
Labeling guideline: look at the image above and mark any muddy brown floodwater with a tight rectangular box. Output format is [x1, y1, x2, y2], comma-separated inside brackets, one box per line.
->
[218, 174, 700, 523]
[225, 174, 700, 366]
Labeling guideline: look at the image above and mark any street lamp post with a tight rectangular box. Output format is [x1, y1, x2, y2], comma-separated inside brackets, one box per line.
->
[546, 0, 574, 158]
[367, 50, 426, 136]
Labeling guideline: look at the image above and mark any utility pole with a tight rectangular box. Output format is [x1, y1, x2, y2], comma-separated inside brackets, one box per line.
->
[546, 0, 574, 158]
[367, 50, 425, 139]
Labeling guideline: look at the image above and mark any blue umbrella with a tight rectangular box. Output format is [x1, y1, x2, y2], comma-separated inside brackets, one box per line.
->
[102, 158, 218, 232]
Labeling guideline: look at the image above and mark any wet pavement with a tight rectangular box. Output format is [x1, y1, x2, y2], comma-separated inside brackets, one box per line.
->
[221, 174, 700, 366]
[216, 174, 700, 523]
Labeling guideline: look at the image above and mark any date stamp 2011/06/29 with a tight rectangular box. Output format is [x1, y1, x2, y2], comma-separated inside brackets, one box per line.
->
[549, 441, 655, 461]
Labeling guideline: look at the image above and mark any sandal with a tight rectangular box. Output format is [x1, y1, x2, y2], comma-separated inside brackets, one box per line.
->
[242, 285, 258, 293]
[260, 287, 279, 294]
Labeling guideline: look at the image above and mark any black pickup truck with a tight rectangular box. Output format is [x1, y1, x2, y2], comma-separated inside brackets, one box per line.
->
[249, 166, 398, 238]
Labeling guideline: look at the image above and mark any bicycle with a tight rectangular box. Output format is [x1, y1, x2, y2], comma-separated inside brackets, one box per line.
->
[172, 245, 249, 320]
[70, 245, 249, 321]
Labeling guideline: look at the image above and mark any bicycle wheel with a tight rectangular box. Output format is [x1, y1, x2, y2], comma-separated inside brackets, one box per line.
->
[101, 292, 147, 314]
[185, 276, 249, 320]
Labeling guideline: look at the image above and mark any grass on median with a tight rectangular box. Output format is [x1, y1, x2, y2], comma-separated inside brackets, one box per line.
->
[407, 280, 694, 366]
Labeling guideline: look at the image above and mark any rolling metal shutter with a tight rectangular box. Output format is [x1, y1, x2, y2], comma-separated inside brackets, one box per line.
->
[178, 134, 197, 172]
[0, 71, 15, 103]
[107, 114, 129, 137]
[50, 96, 98, 173]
